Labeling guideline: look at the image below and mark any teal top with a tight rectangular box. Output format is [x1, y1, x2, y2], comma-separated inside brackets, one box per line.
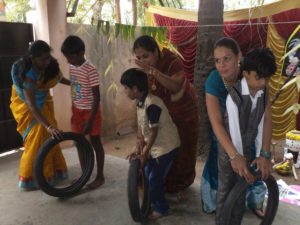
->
[205, 69, 228, 112]
[11, 63, 48, 110]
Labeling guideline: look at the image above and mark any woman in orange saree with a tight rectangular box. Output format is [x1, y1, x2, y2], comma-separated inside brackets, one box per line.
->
[133, 35, 199, 193]
[10, 40, 69, 190]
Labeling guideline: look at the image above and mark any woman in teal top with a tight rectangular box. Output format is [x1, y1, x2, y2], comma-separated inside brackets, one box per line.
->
[200, 69, 226, 213]
[200, 37, 272, 217]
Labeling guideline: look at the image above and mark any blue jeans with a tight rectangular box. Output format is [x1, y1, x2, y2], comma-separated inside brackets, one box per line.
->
[145, 148, 177, 214]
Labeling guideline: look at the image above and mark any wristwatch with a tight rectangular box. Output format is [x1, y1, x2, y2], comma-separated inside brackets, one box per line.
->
[260, 149, 272, 160]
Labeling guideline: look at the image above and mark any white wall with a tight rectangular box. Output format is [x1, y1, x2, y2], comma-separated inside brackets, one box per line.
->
[33, 1, 137, 137]
[66, 24, 138, 137]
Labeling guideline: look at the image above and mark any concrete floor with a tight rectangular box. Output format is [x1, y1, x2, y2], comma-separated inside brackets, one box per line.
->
[0, 147, 299, 225]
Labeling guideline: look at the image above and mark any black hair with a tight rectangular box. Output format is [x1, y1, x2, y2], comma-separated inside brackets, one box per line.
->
[242, 48, 277, 79]
[61, 35, 85, 54]
[29, 40, 51, 58]
[120, 68, 148, 93]
[214, 37, 240, 56]
[44, 58, 60, 83]
[13, 40, 58, 87]
[133, 35, 161, 58]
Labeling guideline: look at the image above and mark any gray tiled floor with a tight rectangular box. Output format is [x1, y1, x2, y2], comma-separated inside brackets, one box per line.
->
[0, 148, 298, 225]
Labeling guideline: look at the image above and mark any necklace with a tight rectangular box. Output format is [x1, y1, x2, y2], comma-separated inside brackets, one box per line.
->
[222, 75, 238, 90]
[222, 77, 230, 90]
[152, 83, 157, 91]
[148, 74, 157, 91]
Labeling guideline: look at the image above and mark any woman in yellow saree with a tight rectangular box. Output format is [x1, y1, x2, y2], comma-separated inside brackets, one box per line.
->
[10, 40, 69, 190]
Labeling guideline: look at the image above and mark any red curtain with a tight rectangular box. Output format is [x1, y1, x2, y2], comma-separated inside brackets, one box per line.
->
[154, 14, 198, 82]
[272, 8, 300, 40]
[153, 15, 269, 81]
[224, 18, 268, 55]
[152, 8, 300, 82]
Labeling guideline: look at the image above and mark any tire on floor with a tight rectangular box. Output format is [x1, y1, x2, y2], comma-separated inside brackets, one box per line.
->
[34, 132, 94, 198]
[220, 175, 279, 225]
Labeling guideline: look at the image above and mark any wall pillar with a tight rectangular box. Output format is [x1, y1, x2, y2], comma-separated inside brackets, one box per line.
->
[35, 0, 71, 133]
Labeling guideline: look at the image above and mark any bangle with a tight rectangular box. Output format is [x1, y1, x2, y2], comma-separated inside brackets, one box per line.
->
[46, 125, 52, 131]
[260, 149, 272, 160]
[229, 152, 241, 161]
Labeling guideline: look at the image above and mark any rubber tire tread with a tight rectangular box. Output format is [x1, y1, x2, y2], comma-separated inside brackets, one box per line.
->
[127, 158, 150, 222]
[220, 175, 279, 225]
[34, 132, 94, 198]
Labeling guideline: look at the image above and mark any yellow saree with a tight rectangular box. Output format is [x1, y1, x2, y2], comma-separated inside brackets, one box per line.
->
[10, 68, 67, 189]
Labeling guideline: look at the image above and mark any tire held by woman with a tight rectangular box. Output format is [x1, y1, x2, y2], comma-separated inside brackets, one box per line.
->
[34, 132, 94, 198]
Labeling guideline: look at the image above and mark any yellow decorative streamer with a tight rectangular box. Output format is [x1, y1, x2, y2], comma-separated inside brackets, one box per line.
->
[145, 0, 300, 23]
[267, 22, 297, 140]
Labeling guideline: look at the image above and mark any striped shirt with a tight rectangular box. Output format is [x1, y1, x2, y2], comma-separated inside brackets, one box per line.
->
[70, 61, 100, 109]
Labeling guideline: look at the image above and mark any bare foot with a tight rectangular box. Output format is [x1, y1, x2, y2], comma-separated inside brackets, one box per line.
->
[255, 208, 265, 217]
[87, 178, 105, 189]
[252, 207, 265, 219]
[148, 211, 168, 220]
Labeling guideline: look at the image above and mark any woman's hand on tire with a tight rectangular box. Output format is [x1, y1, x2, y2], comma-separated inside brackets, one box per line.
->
[47, 126, 63, 140]
[252, 157, 272, 180]
[230, 155, 255, 184]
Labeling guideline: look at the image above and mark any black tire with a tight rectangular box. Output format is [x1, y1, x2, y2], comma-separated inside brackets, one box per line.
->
[34, 132, 94, 198]
[220, 175, 279, 225]
[127, 158, 151, 223]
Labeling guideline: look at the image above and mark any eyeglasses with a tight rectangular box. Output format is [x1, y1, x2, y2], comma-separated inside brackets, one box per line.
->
[213, 56, 233, 65]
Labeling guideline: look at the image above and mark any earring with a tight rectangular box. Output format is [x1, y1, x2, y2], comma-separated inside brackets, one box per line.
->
[152, 84, 157, 91]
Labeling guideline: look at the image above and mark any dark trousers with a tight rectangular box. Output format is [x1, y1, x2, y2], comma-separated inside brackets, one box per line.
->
[145, 149, 177, 214]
